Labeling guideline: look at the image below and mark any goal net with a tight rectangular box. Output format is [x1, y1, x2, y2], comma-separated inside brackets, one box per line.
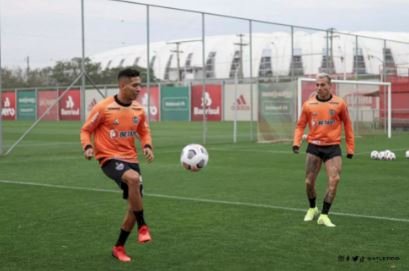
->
[297, 78, 392, 138]
[256, 79, 392, 143]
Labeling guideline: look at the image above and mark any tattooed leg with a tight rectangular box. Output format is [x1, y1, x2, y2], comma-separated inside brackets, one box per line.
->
[305, 153, 322, 200]
[323, 156, 342, 203]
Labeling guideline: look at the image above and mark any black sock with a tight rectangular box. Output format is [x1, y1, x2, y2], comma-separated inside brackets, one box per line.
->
[322, 201, 332, 215]
[133, 210, 146, 229]
[308, 197, 316, 208]
[115, 229, 130, 246]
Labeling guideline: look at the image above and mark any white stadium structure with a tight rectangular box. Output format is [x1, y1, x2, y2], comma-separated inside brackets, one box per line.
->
[91, 31, 409, 81]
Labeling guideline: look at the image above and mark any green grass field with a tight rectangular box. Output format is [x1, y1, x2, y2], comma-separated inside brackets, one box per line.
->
[0, 121, 408, 271]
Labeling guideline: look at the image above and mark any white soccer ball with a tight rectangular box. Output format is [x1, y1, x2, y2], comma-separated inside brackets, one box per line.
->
[384, 152, 393, 161]
[377, 151, 386, 160]
[370, 150, 379, 160]
[405, 150, 409, 159]
[390, 152, 396, 160]
[180, 144, 209, 172]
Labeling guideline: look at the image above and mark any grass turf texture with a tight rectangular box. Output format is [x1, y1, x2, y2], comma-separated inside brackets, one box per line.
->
[0, 121, 408, 270]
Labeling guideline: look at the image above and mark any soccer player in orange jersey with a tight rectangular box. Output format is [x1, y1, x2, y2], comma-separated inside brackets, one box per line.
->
[80, 68, 154, 262]
[292, 73, 354, 227]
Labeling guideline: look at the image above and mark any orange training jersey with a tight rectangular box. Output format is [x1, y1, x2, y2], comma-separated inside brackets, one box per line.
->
[293, 95, 355, 154]
[80, 95, 152, 166]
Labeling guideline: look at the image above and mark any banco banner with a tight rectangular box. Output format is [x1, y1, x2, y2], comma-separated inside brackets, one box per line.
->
[160, 86, 190, 121]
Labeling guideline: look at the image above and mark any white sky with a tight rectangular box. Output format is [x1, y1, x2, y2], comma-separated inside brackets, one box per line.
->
[1, 0, 409, 68]
[146, 0, 409, 31]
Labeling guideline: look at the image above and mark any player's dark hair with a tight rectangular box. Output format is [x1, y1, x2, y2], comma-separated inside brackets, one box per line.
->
[117, 68, 140, 81]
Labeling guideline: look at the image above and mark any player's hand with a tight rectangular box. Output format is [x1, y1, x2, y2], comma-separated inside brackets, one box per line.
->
[143, 147, 154, 162]
[346, 154, 353, 159]
[292, 145, 300, 154]
[84, 147, 94, 160]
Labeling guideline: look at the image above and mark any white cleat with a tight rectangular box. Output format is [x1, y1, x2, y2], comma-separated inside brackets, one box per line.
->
[303, 207, 319, 221]
[317, 214, 336, 227]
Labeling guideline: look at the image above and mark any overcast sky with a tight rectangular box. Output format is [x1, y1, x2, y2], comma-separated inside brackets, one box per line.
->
[1, 0, 409, 68]
[146, 0, 409, 31]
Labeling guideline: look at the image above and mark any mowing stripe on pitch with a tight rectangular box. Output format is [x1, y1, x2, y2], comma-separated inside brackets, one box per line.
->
[1, 179, 408, 223]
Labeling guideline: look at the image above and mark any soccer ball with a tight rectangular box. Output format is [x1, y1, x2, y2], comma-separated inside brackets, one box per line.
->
[370, 150, 379, 160]
[384, 151, 394, 161]
[377, 151, 386, 160]
[405, 150, 409, 159]
[390, 152, 396, 160]
[180, 144, 209, 172]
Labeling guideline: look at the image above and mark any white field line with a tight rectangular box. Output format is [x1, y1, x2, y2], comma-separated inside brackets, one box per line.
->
[2, 141, 407, 156]
[1, 179, 408, 223]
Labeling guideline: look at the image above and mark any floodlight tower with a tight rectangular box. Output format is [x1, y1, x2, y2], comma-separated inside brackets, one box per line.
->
[234, 34, 248, 79]
[167, 39, 202, 82]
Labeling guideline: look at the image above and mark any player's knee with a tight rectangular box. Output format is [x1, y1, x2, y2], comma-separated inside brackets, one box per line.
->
[123, 171, 141, 187]
[305, 178, 315, 186]
[329, 174, 340, 184]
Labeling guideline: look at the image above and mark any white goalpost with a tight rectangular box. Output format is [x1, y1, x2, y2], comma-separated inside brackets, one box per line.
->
[297, 78, 392, 138]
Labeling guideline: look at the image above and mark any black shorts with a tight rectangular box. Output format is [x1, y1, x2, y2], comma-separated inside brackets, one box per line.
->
[101, 159, 143, 199]
[306, 144, 342, 162]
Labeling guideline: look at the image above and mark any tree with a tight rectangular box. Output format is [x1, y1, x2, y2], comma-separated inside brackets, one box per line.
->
[1, 57, 157, 89]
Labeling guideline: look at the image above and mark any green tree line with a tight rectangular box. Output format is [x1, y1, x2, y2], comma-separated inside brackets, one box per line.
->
[1, 57, 156, 89]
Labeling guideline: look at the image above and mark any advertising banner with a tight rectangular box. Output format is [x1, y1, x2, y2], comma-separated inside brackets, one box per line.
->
[1, 91, 16, 120]
[59, 89, 81, 120]
[37, 90, 59, 120]
[160, 86, 190, 121]
[137, 87, 160, 121]
[258, 82, 296, 141]
[191, 84, 222, 121]
[85, 89, 106, 119]
[17, 89, 36, 120]
[223, 84, 258, 121]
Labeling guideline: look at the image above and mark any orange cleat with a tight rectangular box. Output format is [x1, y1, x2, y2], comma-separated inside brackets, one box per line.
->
[112, 246, 131, 262]
[138, 225, 152, 244]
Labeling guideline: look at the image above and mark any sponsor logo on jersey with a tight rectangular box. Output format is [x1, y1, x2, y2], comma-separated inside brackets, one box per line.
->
[119, 131, 137, 137]
[113, 119, 119, 125]
[109, 129, 118, 139]
[133, 116, 139, 124]
[329, 109, 336, 116]
[115, 162, 125, 171]
[109, 129, 137, 139]
[318, 119, 335, 125]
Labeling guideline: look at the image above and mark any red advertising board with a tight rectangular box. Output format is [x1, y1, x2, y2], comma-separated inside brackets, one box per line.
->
[137, 86, 160, 121]
[59, 89, 81, 120]
[1, 91, 16, 120]
[38, 90, 59, 120]
[191, 84, 222, 121]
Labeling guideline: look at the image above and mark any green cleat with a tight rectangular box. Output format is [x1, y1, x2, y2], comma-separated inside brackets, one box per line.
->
[317, 214, 336, 227]
[303, 207, 319, 221]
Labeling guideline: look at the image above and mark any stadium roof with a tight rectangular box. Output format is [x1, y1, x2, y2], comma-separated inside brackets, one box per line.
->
[90, 31, 409, 80]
